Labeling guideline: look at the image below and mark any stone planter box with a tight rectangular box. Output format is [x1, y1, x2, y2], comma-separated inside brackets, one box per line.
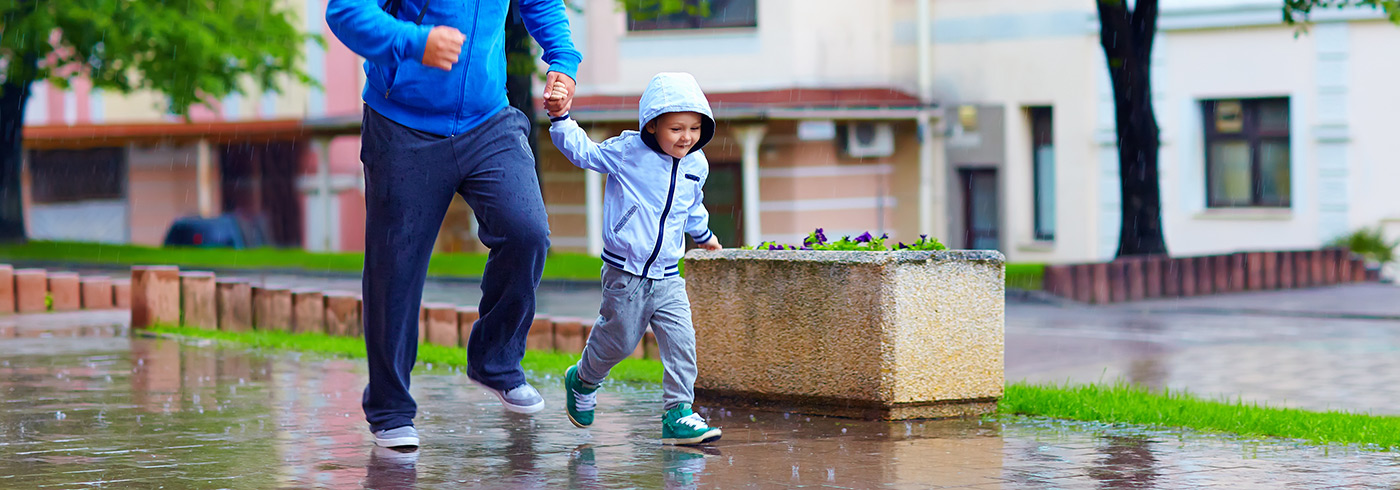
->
[685, 249, 1005, 420]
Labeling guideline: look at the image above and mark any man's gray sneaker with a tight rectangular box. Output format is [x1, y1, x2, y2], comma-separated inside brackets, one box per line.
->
[470, 378, 546, 414]
[373, 425, 420, 448]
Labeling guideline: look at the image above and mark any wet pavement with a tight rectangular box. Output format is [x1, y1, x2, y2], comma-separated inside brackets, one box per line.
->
[5, 315, 1400, 489]
[1008, 289, 1400, 415]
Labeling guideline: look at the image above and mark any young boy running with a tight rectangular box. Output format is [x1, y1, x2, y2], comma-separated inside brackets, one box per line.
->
[545, 72, 723, 445]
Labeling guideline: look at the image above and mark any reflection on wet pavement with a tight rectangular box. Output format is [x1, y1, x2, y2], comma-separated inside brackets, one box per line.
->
[4, 317, 1400, 489]
[1007, 303, 1400, 415]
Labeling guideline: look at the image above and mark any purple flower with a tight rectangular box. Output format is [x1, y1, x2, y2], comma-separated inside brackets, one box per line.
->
[920, 234, 928, 241]
[880, 233, 889, 240]
[815, 228, 828, 244]
[767, 244, 785, 251]
[897, 242, 909, 250]
[854, 232, 873, 243]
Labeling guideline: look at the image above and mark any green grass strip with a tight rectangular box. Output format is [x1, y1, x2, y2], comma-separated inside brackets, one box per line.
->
[1004, 262, 1044, 291]
[1000, 381, 1400, 449]
[146, 324, 663, 384]
[0, 240, 605, 281]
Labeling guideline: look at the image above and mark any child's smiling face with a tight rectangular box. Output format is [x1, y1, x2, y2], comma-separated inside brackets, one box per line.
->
[646, 112, 704, 160]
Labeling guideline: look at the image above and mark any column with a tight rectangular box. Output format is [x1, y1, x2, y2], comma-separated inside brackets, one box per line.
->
[195, 138, 215, 218]
[739, 125, 767, 247]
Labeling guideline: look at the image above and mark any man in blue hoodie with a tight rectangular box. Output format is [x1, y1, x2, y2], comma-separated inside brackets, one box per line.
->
[326, 0, 581, 449]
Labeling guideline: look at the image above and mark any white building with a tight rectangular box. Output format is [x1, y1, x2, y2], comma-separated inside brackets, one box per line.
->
[556, 0, 1400, 263]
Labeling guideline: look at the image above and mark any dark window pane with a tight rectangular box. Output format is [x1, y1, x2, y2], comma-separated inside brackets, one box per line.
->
[29, 148, 126, 204]
[1258, 99, 1290, 133]
[704, 0, 757, 28]
[1029, 106, 1055, 241]
[1209, 141, 1251, 206]
[627, 0, 756, 31]
[1258, 140, 1291, 205]
[1034, 145, 1056, 239]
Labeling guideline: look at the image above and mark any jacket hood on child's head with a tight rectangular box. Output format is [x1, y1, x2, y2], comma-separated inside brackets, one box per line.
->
[638, 72, 715, 156]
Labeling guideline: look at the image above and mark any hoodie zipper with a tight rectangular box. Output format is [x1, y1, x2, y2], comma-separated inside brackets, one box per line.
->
[641, 156, 681, 278]
[451, 0, 480, 135]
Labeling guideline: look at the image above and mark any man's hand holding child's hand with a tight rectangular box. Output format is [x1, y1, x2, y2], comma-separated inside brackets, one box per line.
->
[544, 73, 575, 117]
[698, 236, 722, 251]
[543, 80, 571, 119]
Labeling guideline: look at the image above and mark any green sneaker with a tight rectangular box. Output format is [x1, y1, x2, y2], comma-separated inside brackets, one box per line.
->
[661, 404, 722, 445]
[564, 365, 598, 428]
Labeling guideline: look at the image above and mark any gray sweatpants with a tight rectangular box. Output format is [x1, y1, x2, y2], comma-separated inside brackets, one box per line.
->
[578, 266, 697, 410]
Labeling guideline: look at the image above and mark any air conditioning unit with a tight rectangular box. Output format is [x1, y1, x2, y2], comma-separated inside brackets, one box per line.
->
[843, 122, 895, 158]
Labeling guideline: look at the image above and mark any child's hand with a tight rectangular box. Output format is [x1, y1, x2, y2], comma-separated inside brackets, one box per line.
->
[698, 236, 722, 251]
[544, 80, 570, 117]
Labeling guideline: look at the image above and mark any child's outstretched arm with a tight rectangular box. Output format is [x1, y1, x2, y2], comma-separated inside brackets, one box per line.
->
[686, 168, 720, 250]
[548, 115, 622, 175]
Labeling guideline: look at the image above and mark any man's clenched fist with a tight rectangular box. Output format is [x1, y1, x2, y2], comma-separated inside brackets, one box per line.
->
[422, 26, 464, 70]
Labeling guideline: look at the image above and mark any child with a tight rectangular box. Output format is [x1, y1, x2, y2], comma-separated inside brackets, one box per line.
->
[544, 72, 723, 445]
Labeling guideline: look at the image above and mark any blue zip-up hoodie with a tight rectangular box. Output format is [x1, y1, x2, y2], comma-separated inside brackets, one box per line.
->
[549, 73, 717, 279]
[326, 0, 581, 136]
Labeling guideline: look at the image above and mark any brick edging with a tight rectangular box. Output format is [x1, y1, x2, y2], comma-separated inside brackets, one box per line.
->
[121, 266, 621, 357]
[1042, 248, 1378, 305]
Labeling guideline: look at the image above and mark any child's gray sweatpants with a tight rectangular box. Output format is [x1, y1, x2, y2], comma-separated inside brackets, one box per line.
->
[578, 265, 697, 410]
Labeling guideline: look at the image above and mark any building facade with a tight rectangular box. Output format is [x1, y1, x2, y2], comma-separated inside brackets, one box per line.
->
[20, 0, 1400, 265]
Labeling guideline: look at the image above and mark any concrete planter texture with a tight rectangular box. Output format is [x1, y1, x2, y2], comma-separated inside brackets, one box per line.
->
[685, 249, 1006, 420]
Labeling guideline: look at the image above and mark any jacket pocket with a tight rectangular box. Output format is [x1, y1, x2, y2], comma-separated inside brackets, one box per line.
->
[386, 62, 452, 109]
[371, 62, 398, 96]
[612, 204, 638, 233]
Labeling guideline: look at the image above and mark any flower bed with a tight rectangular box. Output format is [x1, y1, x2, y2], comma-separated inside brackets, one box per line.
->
[745, 228, 948, 252]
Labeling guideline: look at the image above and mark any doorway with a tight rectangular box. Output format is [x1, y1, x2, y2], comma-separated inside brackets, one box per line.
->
[960, 168, 1000, 250]
[701, 161, 742, 248]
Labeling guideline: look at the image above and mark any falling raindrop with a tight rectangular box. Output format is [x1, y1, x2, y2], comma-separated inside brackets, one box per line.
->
[841, 428, 847, 434]
[827, 468, 835, 481]
[791, 464, 799, 479]
[55, 411, 65, 420]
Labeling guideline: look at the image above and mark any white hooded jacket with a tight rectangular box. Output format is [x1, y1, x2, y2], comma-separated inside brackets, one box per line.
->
[548, 73, 716, 279]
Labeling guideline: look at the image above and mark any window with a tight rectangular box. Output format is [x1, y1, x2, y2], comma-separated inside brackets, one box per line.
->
[28, 148, 126, 204]
[627, 0, 757, 31]
[1029, 107, 1055, 241]
[1203, 98, 1290, 208]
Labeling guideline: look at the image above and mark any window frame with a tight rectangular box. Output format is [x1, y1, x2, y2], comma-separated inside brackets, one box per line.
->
[1202, 97, 1292, 209]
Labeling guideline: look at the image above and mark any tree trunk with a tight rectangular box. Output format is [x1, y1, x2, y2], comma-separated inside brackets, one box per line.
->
[1098, 0, 1168, 257]
[0, 65, 34, 244]
[504, 0, 542, 181]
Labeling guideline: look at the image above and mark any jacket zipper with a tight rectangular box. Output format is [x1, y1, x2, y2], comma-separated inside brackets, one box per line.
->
[641, 157, 680, 277]
[453, 0, 480, 135]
